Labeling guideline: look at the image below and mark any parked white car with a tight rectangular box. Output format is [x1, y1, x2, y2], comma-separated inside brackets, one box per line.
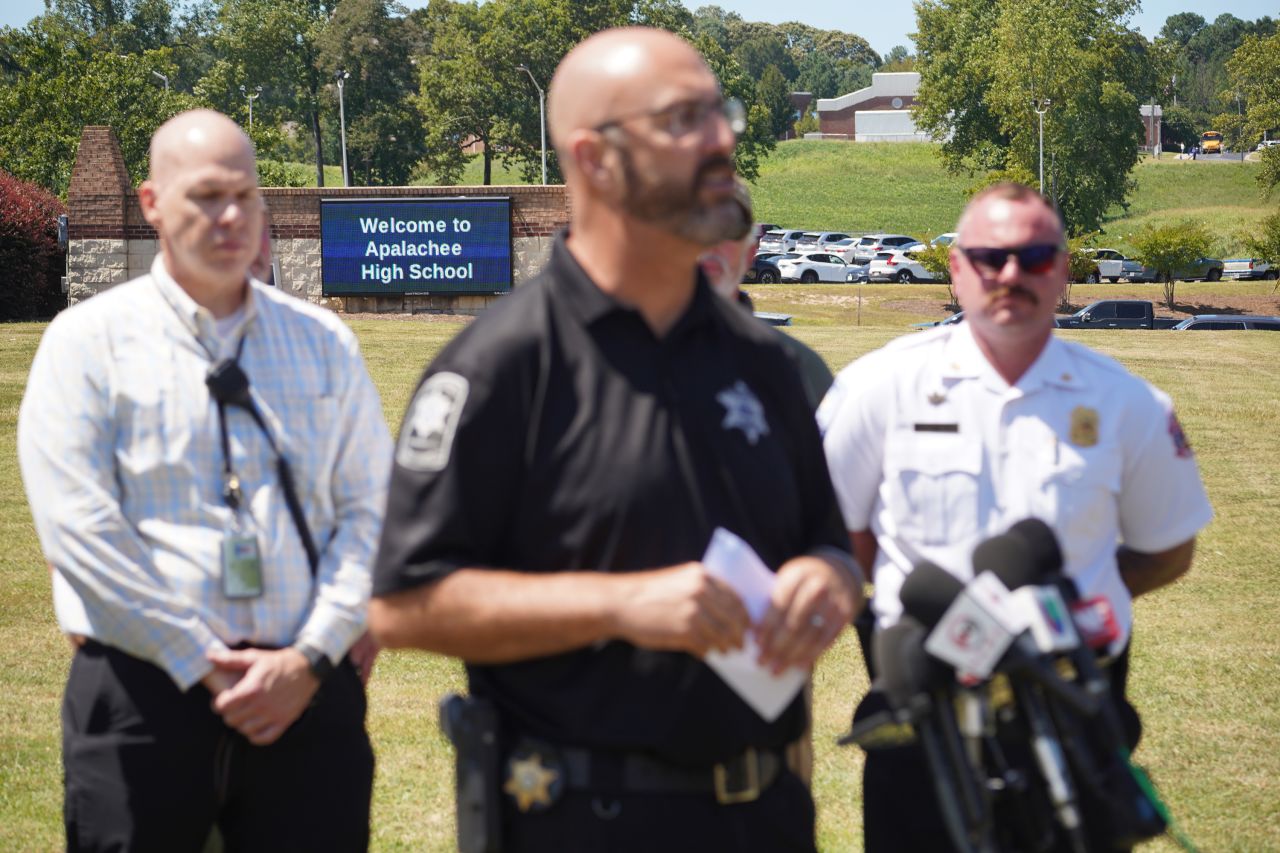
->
[827, 238, 862, 263]
[852, 233, 921, 264]
[759, 229, 807, 254]
[795, 231, 853, 254]
[775, 252, 852, 283]
[868, 249, 936, 283]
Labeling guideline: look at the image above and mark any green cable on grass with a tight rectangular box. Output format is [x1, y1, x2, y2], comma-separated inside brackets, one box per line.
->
[1124, 752, 1200, 853]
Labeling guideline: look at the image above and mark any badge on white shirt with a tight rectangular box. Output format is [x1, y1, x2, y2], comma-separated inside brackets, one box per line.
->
[222, 513, 263, 599]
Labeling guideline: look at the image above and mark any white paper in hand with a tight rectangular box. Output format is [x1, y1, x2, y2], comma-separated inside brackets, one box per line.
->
[701, 528, 807, 722]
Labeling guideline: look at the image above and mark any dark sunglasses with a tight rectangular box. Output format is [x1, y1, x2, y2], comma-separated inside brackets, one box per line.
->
[958, 244, 1062, 274]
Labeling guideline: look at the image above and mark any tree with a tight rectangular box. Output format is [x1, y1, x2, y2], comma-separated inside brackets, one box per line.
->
[0, 16, 201, 194]
[693, 33, 775, 182]
[756, 64, 793, 138]
[1129, 221, 1213, 308]
[1160, 105, 1198, 149]
[316, 0, 426, 185]
[1225, 30, 1280, 191]
[197, 0, 335, 186]
[880, 45, 914, 72]
[914, 0, 1147, 234]
[732, 33, 795, 81]
[1242, 209, 1280, 267]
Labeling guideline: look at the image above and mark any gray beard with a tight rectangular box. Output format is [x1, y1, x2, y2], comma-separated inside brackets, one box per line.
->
[616, 146, 748, 246]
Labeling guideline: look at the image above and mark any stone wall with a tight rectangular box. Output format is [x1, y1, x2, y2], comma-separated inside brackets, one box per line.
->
[65, 125, 569, 313]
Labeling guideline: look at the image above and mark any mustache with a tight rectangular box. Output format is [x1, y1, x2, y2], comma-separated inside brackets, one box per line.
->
[986, 285, 1040, 306]
[695, 155, 736, 184]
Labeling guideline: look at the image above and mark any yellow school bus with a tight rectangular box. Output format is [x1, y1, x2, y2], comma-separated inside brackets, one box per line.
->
[1200, 131, 1223, 154]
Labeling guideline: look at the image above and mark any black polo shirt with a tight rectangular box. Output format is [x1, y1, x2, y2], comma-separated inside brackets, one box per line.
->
[373, 232, 849, 766]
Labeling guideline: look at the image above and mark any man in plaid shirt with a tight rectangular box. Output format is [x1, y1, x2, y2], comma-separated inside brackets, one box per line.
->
[18, 109, 390, 852]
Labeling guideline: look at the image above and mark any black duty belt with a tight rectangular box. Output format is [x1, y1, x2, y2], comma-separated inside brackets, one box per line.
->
[557, 745, 784, 805]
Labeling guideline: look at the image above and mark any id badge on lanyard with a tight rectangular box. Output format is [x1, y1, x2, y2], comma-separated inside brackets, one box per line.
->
[222, 486, 264, 600]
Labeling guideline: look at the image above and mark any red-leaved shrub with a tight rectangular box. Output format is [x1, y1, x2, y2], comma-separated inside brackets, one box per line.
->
[0, 171, 66, 320]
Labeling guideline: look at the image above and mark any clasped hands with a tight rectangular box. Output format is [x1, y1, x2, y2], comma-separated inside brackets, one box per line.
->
[200, 631, 379, 746]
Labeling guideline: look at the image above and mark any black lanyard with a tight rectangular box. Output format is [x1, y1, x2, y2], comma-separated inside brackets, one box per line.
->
[206, 333, 321, 576]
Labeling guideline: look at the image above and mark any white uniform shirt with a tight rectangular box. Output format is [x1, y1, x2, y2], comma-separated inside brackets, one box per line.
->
[818, 323, 1212, 648]
[18, 257, 392, 689]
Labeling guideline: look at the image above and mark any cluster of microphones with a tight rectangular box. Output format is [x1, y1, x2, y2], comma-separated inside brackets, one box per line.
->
[843, 519, 1180, 853]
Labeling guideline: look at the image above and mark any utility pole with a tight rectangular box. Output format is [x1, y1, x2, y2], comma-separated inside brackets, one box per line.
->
[335, 70, 350, 187]
[239, 84, 262, 132]
[1031, 98, 1051, 195]
[516, 64, 547, 185]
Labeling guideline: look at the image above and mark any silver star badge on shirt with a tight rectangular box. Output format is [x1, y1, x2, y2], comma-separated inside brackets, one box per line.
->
[717, 380, 770, 445]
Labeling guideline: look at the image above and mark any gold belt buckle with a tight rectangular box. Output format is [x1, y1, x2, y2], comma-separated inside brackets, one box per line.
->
[713, 747, 761, 805]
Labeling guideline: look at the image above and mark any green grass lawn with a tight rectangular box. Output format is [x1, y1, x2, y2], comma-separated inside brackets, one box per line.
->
[2, 289, 1278, 850]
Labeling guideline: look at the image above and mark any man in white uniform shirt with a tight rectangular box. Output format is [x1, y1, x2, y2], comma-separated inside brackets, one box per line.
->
[818, 182, 1212, 851]
[18, 109, 390, 852]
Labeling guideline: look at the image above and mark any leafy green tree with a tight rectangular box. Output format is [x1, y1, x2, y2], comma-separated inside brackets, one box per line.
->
[795, 51, 872, 99]
[1225, 30, 1280, 190]
[197, 0, 335, 186]
[1129, 221, 1213, 308]
[316, 0, 426, 185]
[1160, 105, 1198, 150]
[693, 33, 775, 182]
[46, 0, 175, 52]
[1242, 209, 1280, 266]
[732, 33, 795, 81]
[0, 16, 200, 194]
[914, 0, 1147, 234]
[880, 45, 914, 71]
[756, 64, 793, 138]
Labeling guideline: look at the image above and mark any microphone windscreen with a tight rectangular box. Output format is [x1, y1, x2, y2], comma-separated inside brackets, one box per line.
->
[873, 617, 947, 709]
[1007, 517, 1064, 575]
[973, 532, 1040, 589]
[900, 560, 964, 629]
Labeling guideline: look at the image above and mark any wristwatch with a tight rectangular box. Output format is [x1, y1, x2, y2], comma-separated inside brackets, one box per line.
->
[294, 642, 335, 683]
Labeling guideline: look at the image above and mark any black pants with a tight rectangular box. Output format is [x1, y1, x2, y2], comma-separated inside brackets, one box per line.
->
[62, 641, 374, 853]
[859, 644, 1141, 853]
[503, 770, 817, 853]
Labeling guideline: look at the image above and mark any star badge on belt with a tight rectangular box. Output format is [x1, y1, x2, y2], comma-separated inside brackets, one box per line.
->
[503, 750, 561, 813]
[1069, 406, 1099, 447]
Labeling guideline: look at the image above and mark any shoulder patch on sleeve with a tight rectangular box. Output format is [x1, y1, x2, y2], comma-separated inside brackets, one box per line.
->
[396, 372, 470, 472]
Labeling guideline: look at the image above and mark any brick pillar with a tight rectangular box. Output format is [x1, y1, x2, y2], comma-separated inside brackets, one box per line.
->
[66, 126, 133, 304]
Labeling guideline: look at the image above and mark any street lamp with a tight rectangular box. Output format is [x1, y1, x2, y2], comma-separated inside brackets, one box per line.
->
[335, 69, 350, 187]
[151, 70, 168, 93]
[239, 84, 262, 132]
[1031, 98, 1051, 196]
[516, 64, 547, 185]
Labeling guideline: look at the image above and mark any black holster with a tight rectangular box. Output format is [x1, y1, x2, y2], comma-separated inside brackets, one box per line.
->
[440, 693, 503, 853]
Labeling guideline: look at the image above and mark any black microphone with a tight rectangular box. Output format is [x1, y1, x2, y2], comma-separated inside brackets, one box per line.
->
[997, 521, 1168, 847]
[874, 617, 995, 853]
[1007, 517, 1063, 575]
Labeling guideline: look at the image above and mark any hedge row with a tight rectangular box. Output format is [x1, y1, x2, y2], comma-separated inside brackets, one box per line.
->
[0, 171, 65, 320]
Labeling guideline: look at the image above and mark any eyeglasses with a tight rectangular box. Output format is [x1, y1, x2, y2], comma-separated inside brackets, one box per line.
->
[595, 96, 747, 139]
[958, 244, 1062, 274]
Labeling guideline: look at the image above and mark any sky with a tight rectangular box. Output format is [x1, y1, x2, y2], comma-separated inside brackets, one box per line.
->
[0, 0, 1274, 57]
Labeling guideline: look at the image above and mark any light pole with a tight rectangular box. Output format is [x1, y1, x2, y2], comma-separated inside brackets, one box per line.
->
[516, 64, 547, 185]
[1031, 98, 1051, 195]
[239, 84, 262, 132]
[335, 69, 350, 187]
[151, 70, 168, 93]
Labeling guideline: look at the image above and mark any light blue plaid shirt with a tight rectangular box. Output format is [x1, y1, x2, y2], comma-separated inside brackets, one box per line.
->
[19, 257, 391, 690]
